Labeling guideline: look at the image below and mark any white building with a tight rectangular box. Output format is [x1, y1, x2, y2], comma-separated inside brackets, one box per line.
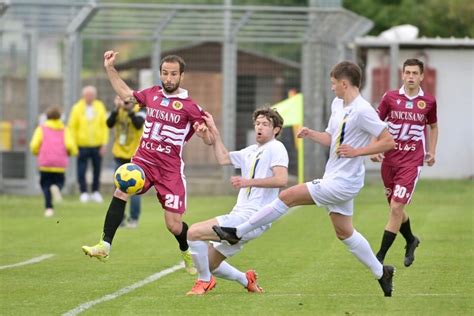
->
[355, 36, 474, 179]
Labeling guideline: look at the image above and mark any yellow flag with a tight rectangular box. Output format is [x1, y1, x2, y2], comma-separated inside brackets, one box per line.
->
[272, 93, 304, 183]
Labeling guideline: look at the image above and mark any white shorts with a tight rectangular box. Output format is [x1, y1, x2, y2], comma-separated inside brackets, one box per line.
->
[211, 209, 270, 258]
[305, 178, 359, 216]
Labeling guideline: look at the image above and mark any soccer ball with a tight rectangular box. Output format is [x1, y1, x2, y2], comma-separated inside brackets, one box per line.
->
[114, 163, 145, 195]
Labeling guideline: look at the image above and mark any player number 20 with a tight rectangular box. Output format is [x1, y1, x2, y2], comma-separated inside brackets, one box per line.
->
[393, 185, 407, 198]
[165, 194, 180, 209]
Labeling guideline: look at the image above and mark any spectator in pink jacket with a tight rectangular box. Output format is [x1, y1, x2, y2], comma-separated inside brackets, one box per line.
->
[30, 106, 78, 217]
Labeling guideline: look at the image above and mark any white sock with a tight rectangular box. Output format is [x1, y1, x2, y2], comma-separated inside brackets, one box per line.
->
[188, 240, 211, 281]
[236, 198, 289, 237]
[212, 261, 247, 287]
[342, 230, 383, 279]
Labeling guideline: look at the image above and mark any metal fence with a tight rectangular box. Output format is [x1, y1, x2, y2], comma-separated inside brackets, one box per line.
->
[0, 0, 372, 194]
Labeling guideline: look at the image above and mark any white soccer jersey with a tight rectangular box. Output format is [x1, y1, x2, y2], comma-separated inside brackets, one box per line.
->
[324, 95, 387, 191]
[229, 139, 289, 215]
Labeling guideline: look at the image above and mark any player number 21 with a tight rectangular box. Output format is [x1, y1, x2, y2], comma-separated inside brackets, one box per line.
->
[393, 185, 407, 198]
[165, 194, 180, 209]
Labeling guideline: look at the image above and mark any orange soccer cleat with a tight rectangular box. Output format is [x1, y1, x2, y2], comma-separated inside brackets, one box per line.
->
[186, 276, 216, 296]
[245, 270, 264, 293]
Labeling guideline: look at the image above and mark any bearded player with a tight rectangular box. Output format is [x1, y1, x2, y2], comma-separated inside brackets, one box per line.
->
[82, 51, 213, 275]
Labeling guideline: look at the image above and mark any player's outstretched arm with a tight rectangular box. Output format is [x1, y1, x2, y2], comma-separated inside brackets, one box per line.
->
[297, 127, 331, 147]
[202, 112, 231, 165]
[104, 50, 134, 101]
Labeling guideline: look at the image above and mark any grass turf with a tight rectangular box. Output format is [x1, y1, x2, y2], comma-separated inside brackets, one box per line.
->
[0, 180, 472, 315]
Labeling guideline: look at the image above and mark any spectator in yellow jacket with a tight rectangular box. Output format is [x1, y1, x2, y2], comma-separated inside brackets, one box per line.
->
[68, 85, 109, 203]
[106, 95, 145, 228]
[30, 106, 78, 217]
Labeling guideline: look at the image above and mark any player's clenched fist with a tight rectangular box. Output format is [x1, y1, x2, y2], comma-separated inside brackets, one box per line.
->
[370, 153, 384, 162]
[297, 126, 310, 138]
[230, 176, 249, 189]
[104, 50, 119, 69]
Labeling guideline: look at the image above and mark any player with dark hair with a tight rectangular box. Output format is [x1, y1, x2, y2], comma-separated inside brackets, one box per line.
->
[372, 58, 438, 267]
[185, 107, 288, 295]
[213, 61, 397, 296]
[82, 51, 213, 275]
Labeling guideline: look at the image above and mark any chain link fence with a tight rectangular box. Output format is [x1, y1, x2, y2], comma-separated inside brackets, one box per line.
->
[0, 1, 372, 194]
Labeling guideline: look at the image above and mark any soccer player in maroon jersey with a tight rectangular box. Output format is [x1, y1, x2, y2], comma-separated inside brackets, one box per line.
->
[82, 51, 213, 274]
[371, 58, 438, 267]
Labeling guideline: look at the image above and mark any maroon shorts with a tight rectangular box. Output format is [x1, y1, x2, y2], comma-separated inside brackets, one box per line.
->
[381, 164, 422, 205]
[132, 159, 186, 214]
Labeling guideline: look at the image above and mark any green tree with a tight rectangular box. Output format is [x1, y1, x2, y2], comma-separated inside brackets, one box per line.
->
[343, 0, 474, 38]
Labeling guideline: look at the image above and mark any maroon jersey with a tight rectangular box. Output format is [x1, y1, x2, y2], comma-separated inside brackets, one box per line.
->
[377, 87, 437, 167]
[132, 86, 205, 173]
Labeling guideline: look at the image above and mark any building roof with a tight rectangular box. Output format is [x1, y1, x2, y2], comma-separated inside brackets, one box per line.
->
[116, 42, 300, 73]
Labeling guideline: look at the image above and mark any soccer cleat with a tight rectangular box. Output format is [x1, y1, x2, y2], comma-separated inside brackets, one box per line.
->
[186, 276, 216, 296]
[181, 250, 197, 275]
[245, 270, 264, 293]
[82, 240, 110, 262]
[404, 236, 420, 267]
[377, 265, 395, 297]
[212, 225, 241, 245]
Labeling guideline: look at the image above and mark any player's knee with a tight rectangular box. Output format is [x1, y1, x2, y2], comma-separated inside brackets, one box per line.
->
[333, 225, 352, 240]
[279, 189, 294, 206]
[335, 230, 351, 240]
[187, 225, 200, 241]
[113, 189, 128, 201]
[390, 201, 405, 216]
[279, 189, 289, 200]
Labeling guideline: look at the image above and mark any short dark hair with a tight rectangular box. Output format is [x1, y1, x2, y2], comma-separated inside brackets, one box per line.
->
[253, 107, 284, 137]
[403, 58, 424, 74]
[330, 61, 362, 88]
[46, 106, 62, 120]
[160, 55, 186, 74]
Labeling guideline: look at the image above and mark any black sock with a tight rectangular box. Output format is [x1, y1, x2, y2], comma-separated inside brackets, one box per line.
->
[102, 196, 127, 244]
[376, 230, 397, 261]
[399, 218, 415, 243]
[174, 222, 189, 252]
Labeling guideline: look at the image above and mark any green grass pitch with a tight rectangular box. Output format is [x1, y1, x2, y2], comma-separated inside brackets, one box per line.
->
[0, 180, 472, 315]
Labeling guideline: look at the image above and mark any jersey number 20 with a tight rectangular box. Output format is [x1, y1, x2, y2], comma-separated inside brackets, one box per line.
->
[393, 185, 407, 198]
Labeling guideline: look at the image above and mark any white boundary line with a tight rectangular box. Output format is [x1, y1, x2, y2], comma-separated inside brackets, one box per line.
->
[63, 262, 184, 316]
[250, 293, 465, 297]
[0, 254, 55, 270]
